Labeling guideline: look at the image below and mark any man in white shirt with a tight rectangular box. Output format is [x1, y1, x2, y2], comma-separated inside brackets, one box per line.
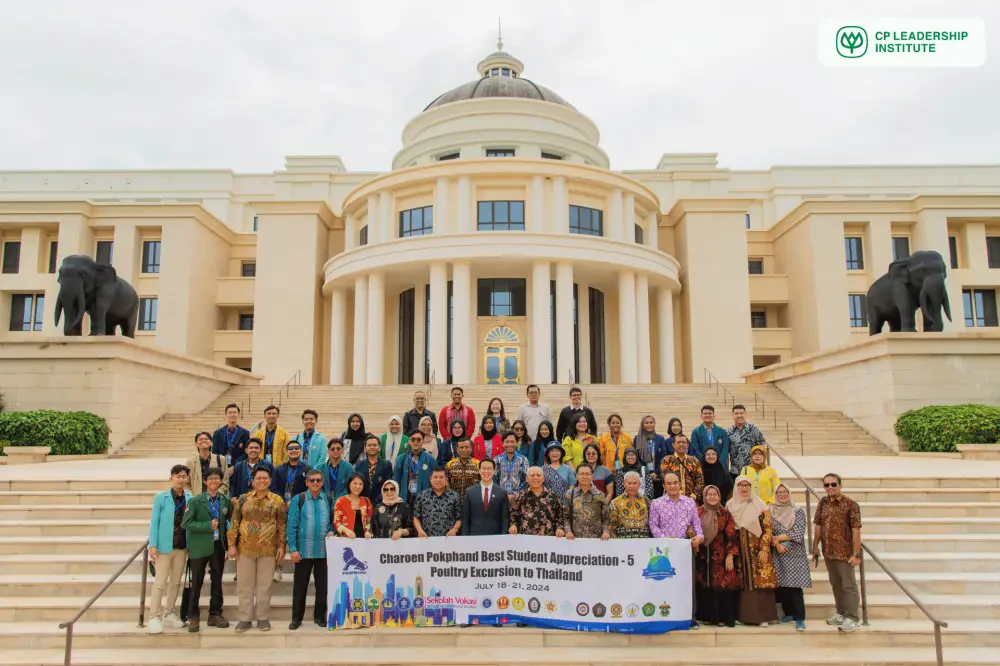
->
[460, 458, 509, 536]
[514, 384, 552, 440]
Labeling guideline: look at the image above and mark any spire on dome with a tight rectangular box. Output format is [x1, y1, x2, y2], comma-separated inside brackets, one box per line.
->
[497, 15, 503, 52]
[478, 23, 523, 78]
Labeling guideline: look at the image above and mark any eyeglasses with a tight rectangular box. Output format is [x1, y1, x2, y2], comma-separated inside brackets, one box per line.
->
[824, 482, 839, 488]
[306, 478, 323, 483]
[287, 447, 301, 451]
[382, 487, 396, 492]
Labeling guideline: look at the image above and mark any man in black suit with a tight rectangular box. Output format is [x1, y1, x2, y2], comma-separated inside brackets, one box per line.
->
[461, 458, 509, 536]
[555, 386, 598, 441]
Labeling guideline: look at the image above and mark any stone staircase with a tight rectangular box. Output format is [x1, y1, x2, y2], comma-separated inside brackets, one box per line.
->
[1, 468, 998, 664]
[118, 384, 891, 458]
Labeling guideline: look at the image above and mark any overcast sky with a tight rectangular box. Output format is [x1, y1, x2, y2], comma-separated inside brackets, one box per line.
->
[0, 0, 997, 173]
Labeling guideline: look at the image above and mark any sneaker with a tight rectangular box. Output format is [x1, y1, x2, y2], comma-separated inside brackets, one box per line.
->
[162, 612, 185, 629]
[759, 622, 769, 627]
[234, 621, 252, 633]
[147, 617, 163, 635]
[826, 613, 846, 626]
[207, 614, 230, 628]
[778, 615, 794, 624]
[258, 620, 271, 632]
[795, 621, 807, 632]
[838, 618, 860, 633]
[273, 569, 283, 582]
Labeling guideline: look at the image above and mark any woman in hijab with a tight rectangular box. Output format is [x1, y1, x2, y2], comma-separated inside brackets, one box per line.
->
[701, 446, 734, 503]
[696, 485, 742, 628]
[527, 420, 556, 468]
[726, 475, 778, 626]
[437, 419, 466, 468]
[340, 413, 371, 465]
[771, 483, 811, 631]
[472, 415, 502, 460]
[633, 415, 665, 474]
[613, 447, 654, 499]
[379, 416, 408, 471]
[740, 444, 781, 504]
[372, 480, 413, 540]
[418, 415, 440, 461]
[486, 397, 511, 439]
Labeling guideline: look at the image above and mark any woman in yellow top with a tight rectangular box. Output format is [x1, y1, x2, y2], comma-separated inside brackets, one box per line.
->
[561, 413, 595, 469]
[598, 413, 633, 471]
[740, 445, 781, 504]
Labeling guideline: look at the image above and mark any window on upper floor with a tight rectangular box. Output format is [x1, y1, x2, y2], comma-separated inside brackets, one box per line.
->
[748, 259, 764, 275]
[400, 206, 433, 238]
[141, 240, 161, 274]
[438, 152, 460, 161]
[96, 240, 114, 265]
[48, 241, 58, 274]
[478, 278, 526, 317]
[750, 311, 767, 328]
[138, 297, 158, 331]
[252, 215, 259, 232]
[9, 293, 44, 332]
[848, 294, 868, 328]
[241, 261, 256, 277]
[892, 237, 911, 261]
[485, 148, 515, 157]
[949, 236, 960, 269]
[745, 213, 751, 229]
[478, 201, 524, 231]
[541, 152, 563, 160]
[634, 224, 644, 245]
[845, 237, 864, 270]
[963, 289, 998, 327]
[2, 241, 21, 274]
[238, 313, 254, 331]
[987, 237, 1000, 269]
[359, 225, 369, 246]
[569, 205, 603, 237]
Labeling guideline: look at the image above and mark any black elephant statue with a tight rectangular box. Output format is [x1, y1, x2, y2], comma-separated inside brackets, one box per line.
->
[54, 254, 140, 337]
[866, 249, 952, 335]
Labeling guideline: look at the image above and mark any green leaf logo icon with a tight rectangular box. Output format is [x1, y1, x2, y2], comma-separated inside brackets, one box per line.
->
[835, 26, 868, 58]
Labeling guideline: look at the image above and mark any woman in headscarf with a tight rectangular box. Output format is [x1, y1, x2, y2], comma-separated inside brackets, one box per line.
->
[613, 447, 654, 499]
[417, 415, 440, 461]
[472, 415, 502, 460]
[598, 413, 633, 471]
[340, 413, 371, 465]
[633, 415, 665, 474]
[726, 475, 777, 626]
[582, 443, 614, 503]
[701, 446, 734, 503]
[526, 420, 555, 468]
[771, 483, 811, 631]
[486, 397, 511, 439]
[437, 419, 466, 468]
[372, 480, 413, 540]
[379, 416, 409, 471]
[696, 485, 742, 628]
[740, 444, 781, 504]
[542, 442, 575, 499]
[607, 471, 650, 539]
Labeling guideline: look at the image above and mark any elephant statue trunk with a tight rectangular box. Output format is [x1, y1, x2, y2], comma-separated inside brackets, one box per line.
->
[919, 273, 951, 332]
[54, 280, 87, 335]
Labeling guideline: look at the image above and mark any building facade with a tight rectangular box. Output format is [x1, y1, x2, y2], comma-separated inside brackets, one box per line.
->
[2, 47, 999, 385]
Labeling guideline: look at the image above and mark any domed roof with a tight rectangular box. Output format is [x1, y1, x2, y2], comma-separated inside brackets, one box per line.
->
[423, 75, 574, 112]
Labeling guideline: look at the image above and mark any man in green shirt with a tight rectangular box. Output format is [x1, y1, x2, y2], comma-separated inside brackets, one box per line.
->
[181, 466, 232, 632]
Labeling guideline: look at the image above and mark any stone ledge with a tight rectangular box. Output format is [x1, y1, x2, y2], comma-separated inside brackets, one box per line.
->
[1, 447, 51, 466]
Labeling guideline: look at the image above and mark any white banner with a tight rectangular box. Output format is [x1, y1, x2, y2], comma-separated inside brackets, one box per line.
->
[818, 18, 987, 67]
[325, 535, 692, 633]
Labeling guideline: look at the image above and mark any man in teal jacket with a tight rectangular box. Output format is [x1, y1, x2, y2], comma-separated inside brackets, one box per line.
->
[286, 468, 333, 630]
[394, 430, 437, 504]
[689, 404, 730, 470]
[322, 437, 355, 499]
[292, 409, 328, 468]
[181, 466, 232, 632]
[147, 464, 192, 634]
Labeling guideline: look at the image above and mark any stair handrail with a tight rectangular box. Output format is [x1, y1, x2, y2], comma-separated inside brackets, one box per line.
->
[703, 368, 948, 666]
[702, 368, 805, 456]
[273, 368, 302, 408]
[59, 539, 150, 666]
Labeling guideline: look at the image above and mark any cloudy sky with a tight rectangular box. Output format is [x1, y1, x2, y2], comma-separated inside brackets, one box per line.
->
[0, 0, 996, 173]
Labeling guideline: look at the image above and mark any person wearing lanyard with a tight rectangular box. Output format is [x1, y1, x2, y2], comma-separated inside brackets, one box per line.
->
[252, 404, 290, 467]
[229, 439, 275, 499]
[392, 430, 437, 507]
[598, 413, 633, 471]
[147, 465, 192, 634]
[323, 438, 355, 500]
[270, 442, 311, 582]
[182, 466, 232, 632]
[293, 409, 328, 468]
[493, 432, 530, 495]
[213, 403, 251, 467]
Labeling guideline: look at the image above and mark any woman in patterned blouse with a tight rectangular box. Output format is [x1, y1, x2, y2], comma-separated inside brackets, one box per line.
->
[333, 474, 373, 540]
[770, 483, 811, 631]
[542, 442, 576, 499]
[607, 471, 650, 539]
[613, 447, 655, 499]
[696, 485, 742, 628]
[726, 475, 777, 626]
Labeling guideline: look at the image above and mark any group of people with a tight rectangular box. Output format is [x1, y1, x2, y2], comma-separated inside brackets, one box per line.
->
[146, 385, 864, 635]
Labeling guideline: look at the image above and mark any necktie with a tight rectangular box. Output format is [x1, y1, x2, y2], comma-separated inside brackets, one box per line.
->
[483, 486, 490, 511]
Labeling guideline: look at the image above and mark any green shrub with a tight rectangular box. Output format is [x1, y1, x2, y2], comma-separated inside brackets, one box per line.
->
[894, 404, 1000, 452]
[0, 410, 110, 456]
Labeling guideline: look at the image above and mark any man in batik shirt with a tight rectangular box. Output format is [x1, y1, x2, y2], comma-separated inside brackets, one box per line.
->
[564, 463, 609, 539]
[445, 438, 480, 498]
[659, 435, 705, 502]
[508, 467, 565, 536]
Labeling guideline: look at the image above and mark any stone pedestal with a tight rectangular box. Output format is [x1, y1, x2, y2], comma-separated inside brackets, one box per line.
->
[2, 446, 51, 465]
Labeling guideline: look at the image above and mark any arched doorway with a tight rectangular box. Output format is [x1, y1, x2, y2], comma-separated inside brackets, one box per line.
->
[483, 326, 521, 384]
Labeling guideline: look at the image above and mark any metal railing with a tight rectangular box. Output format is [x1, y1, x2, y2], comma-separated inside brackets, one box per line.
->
[59, 539, 149, 666]
[702, 369, 805, 456]
[703, 369, 948, 666]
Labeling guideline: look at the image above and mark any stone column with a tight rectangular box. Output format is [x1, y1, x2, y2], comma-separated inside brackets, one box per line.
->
[378, 192, 392, 242]
[344, 214, 356, 251]
[531, 260, 552, 383]
[623, 193, 636, 243]
[452, 261, 472, 383]
[456, 176, 471, 233]
[657, 287, 675, 383]
[607, 188, 623, 241]
[112, 223, 138, 285]
[555, 262, 574, 383]
[618, 269, 638, 384]
[428, 263, 448, 384]
[366, 271, 385, 385]
[329, 288, 347, 384]
[435, 178, 450, 234]
[914, 209, 960, 331]
[352, 275, 368, 385]
[552, 177, 568, 233]
[646, 211, 659, 249]
[530, 176, 544, 233]
[366, 195, 379, 244]
[45, 216, 93, 335]
[635, 274, 651, 383]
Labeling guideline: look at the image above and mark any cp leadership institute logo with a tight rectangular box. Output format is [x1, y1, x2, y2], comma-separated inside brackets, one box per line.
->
[836, 26, 868, 58]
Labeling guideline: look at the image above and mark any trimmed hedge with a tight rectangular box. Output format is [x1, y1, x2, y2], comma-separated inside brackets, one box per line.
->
[894, 404, 1000, 452]
[0, 410, 110, 456]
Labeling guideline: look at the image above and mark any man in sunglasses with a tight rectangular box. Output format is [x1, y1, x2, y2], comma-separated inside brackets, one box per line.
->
[811, 473, 863, 633]
[286, 469, 333, 630]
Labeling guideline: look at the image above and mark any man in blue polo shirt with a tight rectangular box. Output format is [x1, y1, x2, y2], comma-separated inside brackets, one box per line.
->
[212, 403, 250, 466]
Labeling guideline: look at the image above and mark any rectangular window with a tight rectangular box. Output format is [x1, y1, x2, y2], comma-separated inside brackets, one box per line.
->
[845, 237, 864, 270]
[848, 294, 868, 328]
[138, 297, 158, 331]
[48, 241, 58, 274]
[424, 284, 430, 384]
[400, 206, 434, 237]
[588, 287, 606, 383]
[569, 205, 603, 237]
[9, 293, 44, 331]
[359, 225, 369, 246]
[398, 288, 415, 384]
[892, 237, 911, 261]
[748, 259, 764, 275]
[238, 314, 254, 331]
[438, 152, 460, 161]
[963, 289, 999, 327]
[477, 278, 527, 317]
[253, 215, 259, 232]
[485, 148, 515, 157]
[141, 240, 161, 274]
[241, 261, 256, 277]
[477, 200, 525, 231]
[541, 152, 563, 160]
[95, 240, 114, 265]
[987, 237, 1000, 269]
[949, 236, 959, 269]
[750, 311, 767, 328]
[634, 224, 644, 245]
[2, 241, 21, 274]
[745, 213, 751, 229]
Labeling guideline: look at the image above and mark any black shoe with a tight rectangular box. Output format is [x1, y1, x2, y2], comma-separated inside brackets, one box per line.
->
[288, 621, 302, 631]
[314, 619, 325, 627]
[515, 622, 528, 627]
